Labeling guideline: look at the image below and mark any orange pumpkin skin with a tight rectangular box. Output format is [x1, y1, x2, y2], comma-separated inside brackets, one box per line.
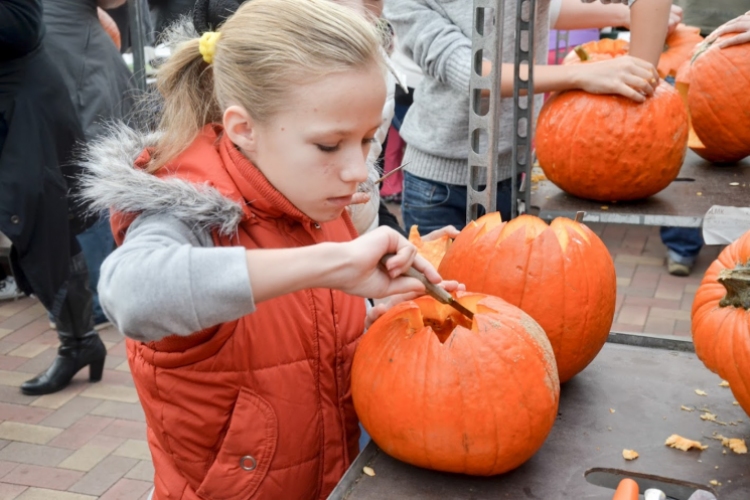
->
[352, 292, 559, 475]
[562, 39, 629, 65]
[688, 35, 750, 163]
[658, 24, 703, 79]
[98, 7, 121, 50]
[536, 82, 688, 202]
[439, 214, 616, 383]
[691, 231, 750, 416]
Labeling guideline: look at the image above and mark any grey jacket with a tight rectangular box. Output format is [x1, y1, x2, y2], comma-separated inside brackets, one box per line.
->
[384, 0, 550, 184]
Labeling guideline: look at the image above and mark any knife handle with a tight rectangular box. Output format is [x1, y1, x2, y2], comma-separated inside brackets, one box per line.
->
[379, 255, 452, 306]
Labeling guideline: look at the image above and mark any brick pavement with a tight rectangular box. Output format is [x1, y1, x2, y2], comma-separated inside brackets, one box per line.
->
[0, 221, 724, 498]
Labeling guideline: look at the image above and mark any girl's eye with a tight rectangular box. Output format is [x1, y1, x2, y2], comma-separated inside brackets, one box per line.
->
[316, 143, 340, 153]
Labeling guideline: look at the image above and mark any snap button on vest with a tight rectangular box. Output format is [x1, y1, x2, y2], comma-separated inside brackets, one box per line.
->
[10, 215, 19, 224]
[240, 455, 257, 471]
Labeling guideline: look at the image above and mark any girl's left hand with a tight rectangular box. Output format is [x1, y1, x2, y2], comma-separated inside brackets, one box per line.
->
[706, 13, 750, 49]
[365, 280, 465, 329]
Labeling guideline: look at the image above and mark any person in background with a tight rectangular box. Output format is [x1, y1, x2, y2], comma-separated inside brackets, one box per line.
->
[385, 0, 675, 235]
[1, 0, 107, 396]
[660, 0, 748, 276]
[42, 0, 135, 327]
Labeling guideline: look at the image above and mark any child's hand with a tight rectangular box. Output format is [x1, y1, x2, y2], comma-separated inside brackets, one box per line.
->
[573, 56, 659, 103]
[331, 226, 445, 299]
[421, 225, 460, 242]
[706, 14, 750, 49]
[364, 279, 465, 329]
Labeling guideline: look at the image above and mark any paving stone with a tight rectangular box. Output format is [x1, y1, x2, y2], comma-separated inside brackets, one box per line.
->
[3, 464, 83, 490]
[104, 356, 127, 371]
[113, 440, 152, 461]
[643, 316, 677, 336]
[90, 401, 145, 422]
[37, 396, 100, 430]
[0, 386, 37, 406]
[614, 254, 664, 266]
[0, 443, 73, 468]
[100, 370, 135, 387]
[98, 478, 152, 500]
[29, 385, 86, 411]
[7, 344, 49, 360]
[622, 296, 681, 310]
[0, 403, 53, 425]
[654, 282, 684, 300]
[47, 416, 114, 450]
[0, 422, 62, 445]
[79, 384, 138, 404]
[0, 306, 46, 332]
[0, 371, 39, 388]
[67, 456, 138, 496]
[58, 445, 115, 473]
[15, 488, 96, 500]
[0, 460, 19, 478]
[0, 357, 27, 372]
[2, 320, 50, 345]
[648, 307, 692, 322]
[14, 350, 56, 375]
[101, 420, 146, 441]
[124, 461, 154, 482]
[0, 343, 22, 357]
[0, 483, 27, 500]
[616, 305, 649, 327]
[113, 361, 130, 373]
[615, 277, 631, 287]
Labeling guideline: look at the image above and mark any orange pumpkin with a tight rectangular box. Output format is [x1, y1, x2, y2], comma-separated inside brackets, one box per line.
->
[535, 82, 688, 202]
[439, 213, 616, 383]
[658, 24, 704, 79]
[562, 38, 629, 65]
[674, 61, 711, 158]
[687, 35, 750, 163]
[98, 7, 121, 50]
[408, 225, 452, 270]
[352, 291, 559, 475]
[691, 230, 750, 415]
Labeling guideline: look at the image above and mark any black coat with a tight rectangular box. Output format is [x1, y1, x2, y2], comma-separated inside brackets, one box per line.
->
[0, 0, 89, 310]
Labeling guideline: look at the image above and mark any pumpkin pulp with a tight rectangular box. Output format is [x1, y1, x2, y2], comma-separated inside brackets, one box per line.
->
[419, 296, 478, 344]
[718, 266, 750, 310]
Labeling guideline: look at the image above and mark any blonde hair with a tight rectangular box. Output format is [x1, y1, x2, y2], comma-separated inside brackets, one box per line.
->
[150, 0, 385, 172]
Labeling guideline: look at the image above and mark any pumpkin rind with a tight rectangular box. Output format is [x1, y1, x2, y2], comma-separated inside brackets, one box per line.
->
[352, 292, 559, 475]
[687, 35, 750, 163]
[536, 83, 688, 202]
[439, 214, 616, 383]
[658, 24, 704, 79]
[692, 231, 750, 416]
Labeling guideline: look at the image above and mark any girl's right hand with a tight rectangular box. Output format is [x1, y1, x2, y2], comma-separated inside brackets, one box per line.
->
[327, 226, 448, 299]
[573, 56, 659, 103]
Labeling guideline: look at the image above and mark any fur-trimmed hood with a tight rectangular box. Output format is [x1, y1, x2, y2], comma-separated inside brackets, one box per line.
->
[78, 123, 245, 237]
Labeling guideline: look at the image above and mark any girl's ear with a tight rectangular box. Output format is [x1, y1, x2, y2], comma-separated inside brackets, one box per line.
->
[223, 105, 258, 153]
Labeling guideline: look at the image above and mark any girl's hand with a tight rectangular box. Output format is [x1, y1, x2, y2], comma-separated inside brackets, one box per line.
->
[573, 56, 659, 103]
[327, 226, 443, 299]
[667, 5, 684, 35]
[421, 225, 460, 242]
[364, 280, 465, 329]
[706, 14, 750, 49]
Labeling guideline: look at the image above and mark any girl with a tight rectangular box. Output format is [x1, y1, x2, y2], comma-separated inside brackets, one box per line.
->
[83, 0, 453, 498]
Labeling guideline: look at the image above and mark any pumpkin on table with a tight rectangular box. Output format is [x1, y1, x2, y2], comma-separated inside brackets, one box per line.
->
[561, 38, 629, 65]
[685, 35, 750, 163]
[658, 24, 704, 79]
[692, 230, 750, 416]
[438, 213, 616, 383]
[352, 292, 559, 475]
[408, 225, 452, 270]
[535, 80, 688, 202]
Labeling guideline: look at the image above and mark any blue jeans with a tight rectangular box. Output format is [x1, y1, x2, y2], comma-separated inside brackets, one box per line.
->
[358, 424, 370, 452]
[401, 171, 518, 235]
[76, 215, 115, 323]
[660, 227, 704, 265]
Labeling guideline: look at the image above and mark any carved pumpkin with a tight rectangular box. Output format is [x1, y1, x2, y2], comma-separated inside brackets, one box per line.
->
[562, 39, 629, 65]
[352, 292, 559, 475]
[535, 82, 688, 202]
[674, 61, 712, 159]
[408, 225, 452, 270]
[658, 24, 703, 79]
[439, 213, 616, 383]
[687, 36, 750, 163]
[692, 230, 750, 415]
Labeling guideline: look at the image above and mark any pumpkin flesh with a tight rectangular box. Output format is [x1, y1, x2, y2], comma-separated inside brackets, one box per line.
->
[352, 292, 560, 475]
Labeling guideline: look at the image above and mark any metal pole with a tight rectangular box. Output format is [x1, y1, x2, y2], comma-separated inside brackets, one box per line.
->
[467, 0, 505, 222]
[127, 0, 147, 93]
[511, 0, 535, 218]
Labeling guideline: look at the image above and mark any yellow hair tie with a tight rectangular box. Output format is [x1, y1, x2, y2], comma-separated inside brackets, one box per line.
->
[199, 31, 221, 64]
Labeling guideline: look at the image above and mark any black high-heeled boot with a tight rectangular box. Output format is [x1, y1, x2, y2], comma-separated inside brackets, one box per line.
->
[21, 252, 106, 396]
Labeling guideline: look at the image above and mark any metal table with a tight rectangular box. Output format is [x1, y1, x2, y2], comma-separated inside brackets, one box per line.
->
[531, 151, 750, 228]
[329, 342, 750, 500]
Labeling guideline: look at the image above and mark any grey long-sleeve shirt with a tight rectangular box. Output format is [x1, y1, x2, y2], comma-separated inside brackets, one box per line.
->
[98, 213, 255, 342]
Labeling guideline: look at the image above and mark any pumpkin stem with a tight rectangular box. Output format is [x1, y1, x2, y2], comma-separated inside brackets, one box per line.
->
[718, 267, 750, 309]
[574, 46, 589, 62]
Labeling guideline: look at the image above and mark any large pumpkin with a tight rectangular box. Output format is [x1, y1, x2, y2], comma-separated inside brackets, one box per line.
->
[439, 213, 616, 383]
[352, 292, 559, 475]
[657, 24, 704, 79]
[691, 230, 750, 415]
[687, 35, 750, 163]
[536, 82, 688, 202]
[562, 38, 629, 65]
